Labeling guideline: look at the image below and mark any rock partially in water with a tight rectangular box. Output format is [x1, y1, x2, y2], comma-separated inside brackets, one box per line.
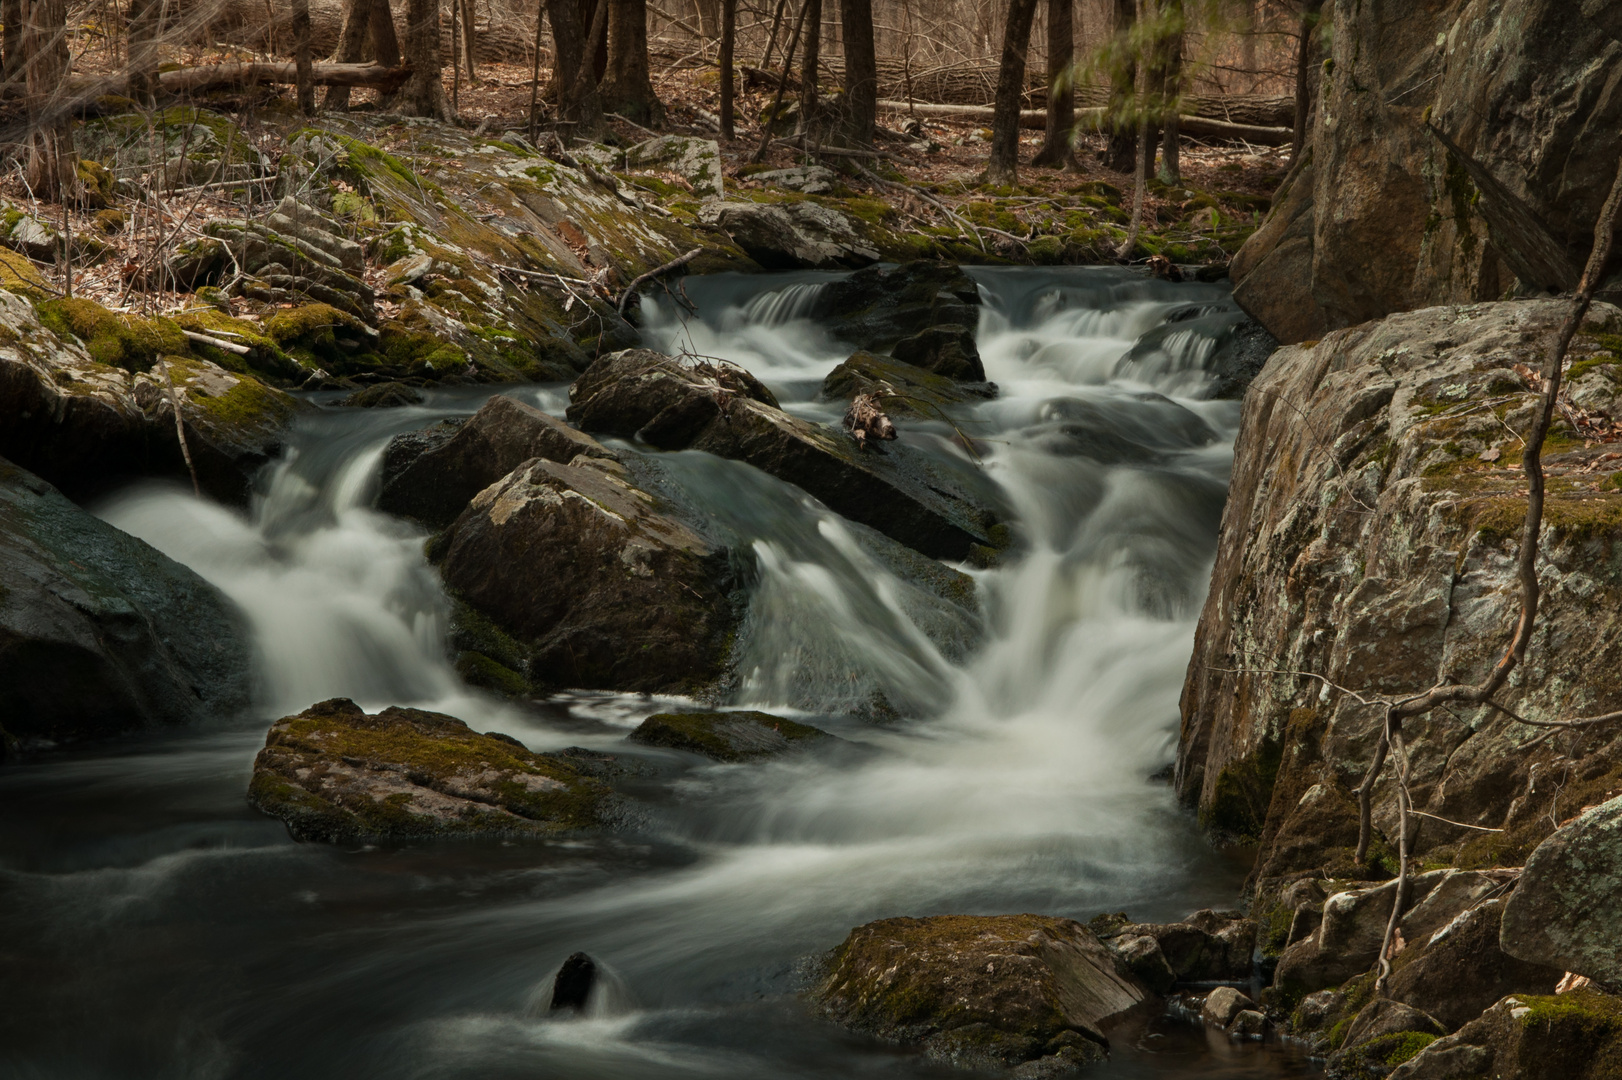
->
[697, 200, 879, 270]
[1501, 795, 1622, 988]
[436, 454, 742, 693]
[337, 381, 423, 408]
[0, 457, 250, 750]
[1201, 986, 1256, 1027]
[816, 914, 1146, 1071]
[1098, 909, 1254, 983]
[807, 262, 982, 355]
[891, 323, 986, 382]
[379, 395, 615, 526]
[247, 698, 611, 842]
[550, 952, 597, 1011]
[568, 349, 1000, 560]
[820, 350, 997, 418]
[628, 710, 835, 762]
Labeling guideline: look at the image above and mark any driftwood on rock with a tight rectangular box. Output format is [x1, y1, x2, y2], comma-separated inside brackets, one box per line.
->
[844, 392, 896, 449]
[874, 100, 1292, 146]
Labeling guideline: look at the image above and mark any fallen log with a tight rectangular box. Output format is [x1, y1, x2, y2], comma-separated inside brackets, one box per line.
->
[155, 61, 412, 95]
[874, 100, 1292, 147]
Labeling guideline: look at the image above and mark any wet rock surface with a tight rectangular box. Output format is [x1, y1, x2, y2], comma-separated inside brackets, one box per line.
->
[248, 698, 612, 842]
[819, 350, 996, 417]
[0, 457, 250, 750]
[627, 710, 835, 762]
[807, 261, 982, 355]
[435, 453, 743, 693]
[816, 914, 1147, 1071]
[1096, 909, 1255, 984]
[567, 348, 1000, 560]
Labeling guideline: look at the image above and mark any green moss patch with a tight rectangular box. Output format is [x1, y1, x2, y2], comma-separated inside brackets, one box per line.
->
[628, 710, 833, 762]
[37, 298, 187, 373]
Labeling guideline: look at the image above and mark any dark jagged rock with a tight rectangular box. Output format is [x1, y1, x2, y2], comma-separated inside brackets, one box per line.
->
[816, 914, 1145, 1071]
[551, 953, 597, 1011]
[247, 698, 612, 842]
[807, 262, 982, 355]
[1024, 393, 1218, 465]
[0, 457, 251, 749]
[337, 381, 422, 408]
[1387, 899, 1563, 1032]
[819, 350, 997, 417]
[891, 323, 986, 382]
[1100, 909, 1254, 984]
[567, 349, 999, 560]
[379, 395, 615, 526]
[435, 455, 742, 693]
[628, 711, 835, 762]
[1501, 795, 1622, 987]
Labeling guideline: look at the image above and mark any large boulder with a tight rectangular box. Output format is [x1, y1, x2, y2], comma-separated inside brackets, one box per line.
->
[247, 698, 612, 842]
[436, 454, 742, 693]
[0, 457, 251, 750]
[378, 394, 615, 526]
[1176, 300, 1622, 889]
[1230, 1, 1622, 343]
[1387, 898, 1563, 1031]
[1097, 909, 1255, 984]
[1389, 990, 1622, 1080]
[815, 914, 1148, 1071]
[807, 262, 983, 355]
[697, 200, 878, 270]
[0, 290, 305, 502]
[1501, 795, 1622, 986]
[627, 710, 836, 761]
[567, 349, 1000, 560]
[819, 350, 997, 417]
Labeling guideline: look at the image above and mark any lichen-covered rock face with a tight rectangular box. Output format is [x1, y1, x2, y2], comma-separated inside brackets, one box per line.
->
[247, 698, 611, 842]
[378, 394, 615, 526]
[0, 458, 250, 750]
[697, 200, 880, 270]
[1501, 795, 1622, 987]
[1231, 1, 1622, 342]
[816, 915, 1146, 1071]
[1177, 300, 1622, 892]
[567, 348, 1001, 560]
[627, 710, 835, 762]
[621, 135, 724, 200]
[0, 289, 306, 502]
[436, 454, 742, 693]
[1388, 990, 1622, 1080]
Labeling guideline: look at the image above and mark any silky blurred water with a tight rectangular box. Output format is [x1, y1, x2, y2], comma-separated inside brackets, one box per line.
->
[0, 267, 1315, 1079]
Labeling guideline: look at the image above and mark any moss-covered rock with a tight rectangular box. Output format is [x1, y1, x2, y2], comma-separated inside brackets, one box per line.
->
[628, 710, 834, 761]
[1388, 990, 1622, 1080]
[819, 350, 997, 418]
[247, 697, 613, 842]
[36, 298, 187, 373]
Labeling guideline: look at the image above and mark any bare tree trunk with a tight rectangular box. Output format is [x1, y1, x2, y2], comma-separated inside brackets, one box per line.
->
[1116, 106, 1149, 258]
[1104, 0, 1136, 172]
[718, 0, 735, 137]
[370, 0, 401, 66]
[985, 0, 1039, 185]
[561, 0, 609, 138]
[1031, 0, 1075, 168]
[577, 0, 606, 82]
[397, 0, 451, 118]
[323, 0, 371, 110]
[1241, 0, 1258, 90]
[796, 0, 820, 135]
[758, 0, 785, 69]
[1156, 0, 1182, 185]
[294, 0, 315, 113]
[603, 0, 663, 126]
[1292, 0, 1323, 164]
[460, 0, 476, 83]
[24, 0, 72, 200]
[839, 0, 875, 146]
[0, 0, 21, 86]
[125, 0, 159, 106]
[528, 0, 546, 139]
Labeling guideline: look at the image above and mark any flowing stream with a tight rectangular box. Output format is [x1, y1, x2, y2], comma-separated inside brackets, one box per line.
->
[0, 268, 1318, 1078]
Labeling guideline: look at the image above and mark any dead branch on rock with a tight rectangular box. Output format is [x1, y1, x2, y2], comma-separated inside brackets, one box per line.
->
[617, 246, 702, 316]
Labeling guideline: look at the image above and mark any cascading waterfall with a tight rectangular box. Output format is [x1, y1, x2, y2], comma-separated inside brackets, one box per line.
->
[0, 268, 1317, 1080]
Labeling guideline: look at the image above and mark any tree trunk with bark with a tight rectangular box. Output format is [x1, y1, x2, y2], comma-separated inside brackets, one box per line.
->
[554, 0, 608, 138]
[460, 0, 476, 84]
[0, 0, 21, 86]
[1031, 0, 1075, 168]
[718, 0, 736, 136]
[23, 0, 73, 201]
[839, 0, 876, 147]
[985, 0, 1039, 185]
[603, 0, 663, 126]
[293, 0, 315, 113]
[1104, 0, 1137, 173]
[1292, 0, 1323, 163]
[323, 0, 372, 109]
[125, 0, 160, 106]
[397, 0, 451, 118]
[1155, 0, 1182, 185]
[797, 0, 821, 135]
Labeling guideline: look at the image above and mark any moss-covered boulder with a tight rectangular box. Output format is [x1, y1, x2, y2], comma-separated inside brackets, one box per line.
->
[1388, 990, 1622, 1080]
[820, 350, 997, 418]
[815, 914, 1147, 1071]
[0, 457, 250, 750]
[436, 454, 743, 694]
[247, 698, 612, 842]
[627, 710, 834, 761]
[697, 199, 880, 270]
[567, 348, 1001, 560]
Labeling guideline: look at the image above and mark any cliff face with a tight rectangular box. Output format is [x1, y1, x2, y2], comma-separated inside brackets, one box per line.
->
[1176, 299, 1622, 898]
[1233, 0, 1622, 344]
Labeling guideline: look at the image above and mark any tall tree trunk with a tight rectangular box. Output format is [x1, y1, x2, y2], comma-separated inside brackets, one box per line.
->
[294, 0, 315, 113]
[370, 0, 401, 65]
[528, 0, 546, 139]
[397, 0, 450, 118]
[1292, 0, 1323, 163]
[565, 0, 609, 138]
[985, 0, 1039, 185]
[1156, 0, 1182, 184]
[603, 0, 663, 125]
[0, 0, 21, 85]
[1031, 0, 1074, 168]
[460, 0, 476, 83]
[718, 0, 735, 137]
[578, 0, 606, 81]
[796, 0, 820, 135]
[1104, 0, 1136, 173]
[323, 0, 371, 110]
[839, 0, 875, 147]
[23, 0, 72, 200]
[1241, 0, 1258, 90]
[125, 0, 159, 106]
[758, 0, 785, 69]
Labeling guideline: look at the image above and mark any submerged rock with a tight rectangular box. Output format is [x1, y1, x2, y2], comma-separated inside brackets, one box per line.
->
[435, 454, 742, 693]
[551, 953, 597, 1011]
[627, 710, 835, 762]
[1501, 795, 1622, 988]
[567, 349, 999, 560]
[247, 698, 611, 842]
[0, 457, 251, 750]
[379, 394, 615, 526]
[816, 914, 1146, 1071]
